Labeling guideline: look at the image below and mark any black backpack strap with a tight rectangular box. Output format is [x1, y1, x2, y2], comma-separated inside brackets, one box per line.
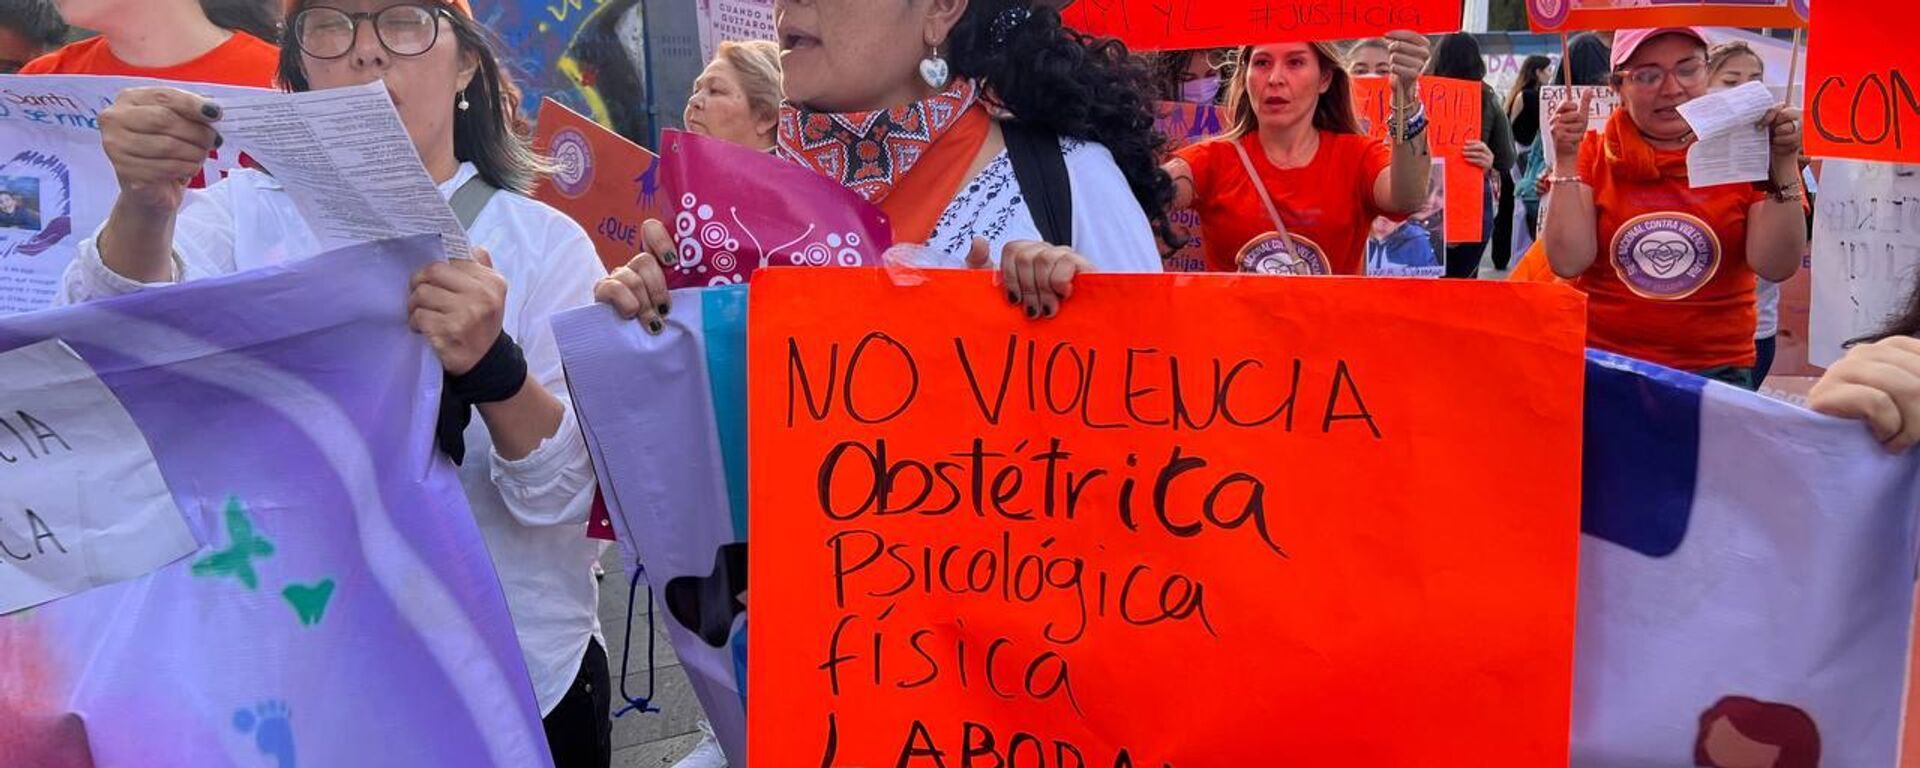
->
[436, 175, 502, 465]
[1002, 121, 1074, 248]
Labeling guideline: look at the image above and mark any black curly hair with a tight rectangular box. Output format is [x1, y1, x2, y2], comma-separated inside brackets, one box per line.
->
[945, 0, 1177, 243]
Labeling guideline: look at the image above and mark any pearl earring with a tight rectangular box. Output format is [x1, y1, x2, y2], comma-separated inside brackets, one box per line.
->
[457, 94, 470, 112]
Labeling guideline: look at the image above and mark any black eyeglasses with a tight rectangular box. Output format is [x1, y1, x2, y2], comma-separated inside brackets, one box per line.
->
[293, 4, 451, 60]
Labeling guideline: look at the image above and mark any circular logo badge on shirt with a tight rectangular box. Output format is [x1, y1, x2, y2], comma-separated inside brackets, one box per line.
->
[1610, 212, 1721, 300]
[1529, 0, 1571, 28]
[1790, 0, 1810, 21]
[549, 128, 594, 199]
[1238, 232, 1331, 276]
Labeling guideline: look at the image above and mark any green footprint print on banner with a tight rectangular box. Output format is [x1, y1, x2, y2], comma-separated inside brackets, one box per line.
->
[191, 497, 274, 589]
[282, 580, 335, 627]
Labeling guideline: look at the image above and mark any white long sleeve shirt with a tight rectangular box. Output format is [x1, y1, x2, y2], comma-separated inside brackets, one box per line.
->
[58, 163, 606, 715]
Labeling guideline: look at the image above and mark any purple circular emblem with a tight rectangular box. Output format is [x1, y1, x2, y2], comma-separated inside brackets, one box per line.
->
[1238, 233, 1331, 276]
[1790, 0, 1810, 21]
[549, 128, 594, 199]
[1610, 213, 1721, 300]
[1530, 0, 1571, 29]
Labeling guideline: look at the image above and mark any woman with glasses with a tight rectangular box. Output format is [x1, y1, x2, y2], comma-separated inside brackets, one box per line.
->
[59, 1, 611, 764]
[1541, 27, 1804, 388]
[21, 0, 279, 85]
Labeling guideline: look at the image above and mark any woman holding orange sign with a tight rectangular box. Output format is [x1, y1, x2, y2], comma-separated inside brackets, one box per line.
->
[1541, 26, 1804, 389]
[1162, 32, 1433, 276]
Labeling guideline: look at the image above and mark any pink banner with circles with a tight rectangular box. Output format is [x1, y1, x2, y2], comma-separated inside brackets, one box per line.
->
[657, 130, 892, 289]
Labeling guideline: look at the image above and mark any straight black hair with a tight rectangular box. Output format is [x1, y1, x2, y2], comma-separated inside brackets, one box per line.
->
[278, 3, 547, 194]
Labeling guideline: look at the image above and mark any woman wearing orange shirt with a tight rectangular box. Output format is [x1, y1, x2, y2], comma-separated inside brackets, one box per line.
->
[1542, 27, 1804, 388]
[1164, 32, 1433, 275]
[21, 0, 279, 87]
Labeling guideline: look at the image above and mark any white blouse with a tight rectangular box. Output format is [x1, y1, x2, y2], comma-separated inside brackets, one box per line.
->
[924, 138, 1164, 274]
[58, 163, 607, 716]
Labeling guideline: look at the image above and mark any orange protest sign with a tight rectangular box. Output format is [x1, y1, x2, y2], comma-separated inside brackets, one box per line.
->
[531, 99, 667, 273]
[1526, 0, 1807, 32]
[1064, 0, 1461, 53]
[1805, 1, 1920, 162]
[747, 269, 1587, 766]
[1352, 76, 1485, 243]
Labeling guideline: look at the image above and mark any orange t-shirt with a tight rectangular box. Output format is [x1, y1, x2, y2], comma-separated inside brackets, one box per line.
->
[1575, 135, 1767, 371]
[1175, 131, 1392, 276]
[20, 32, 279, 87]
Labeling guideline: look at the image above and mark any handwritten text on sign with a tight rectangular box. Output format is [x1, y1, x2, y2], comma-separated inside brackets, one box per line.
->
[1352, 76, 1486, 243]
[747, 270, 1587, 766]
[1065, 0, 1463, 52]
[1805, 0, 1920, 162]
[0, 340, 194, 614]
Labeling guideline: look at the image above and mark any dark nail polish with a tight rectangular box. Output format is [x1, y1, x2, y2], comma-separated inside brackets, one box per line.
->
[1045, 305, 1057, 318]
[201, 103, 222, 120]
[648, 319, 663, 334]
[1025, 305, 1038, 319]
[1008, 290, 1020, 305]
[658, 304, 671, 318]
[213, 132, 224, 149]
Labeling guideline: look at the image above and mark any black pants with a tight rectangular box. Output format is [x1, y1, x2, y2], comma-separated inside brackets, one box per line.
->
[1444, 242, 1485, 279]
[1492, 171, 1517, 271]
[544, 638, 612, 768]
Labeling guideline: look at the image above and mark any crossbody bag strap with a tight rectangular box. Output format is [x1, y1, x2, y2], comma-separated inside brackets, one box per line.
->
[1003, 121, 1074, 248]
[1230, 138, 1299, 263]
[448, 175, 501, 232]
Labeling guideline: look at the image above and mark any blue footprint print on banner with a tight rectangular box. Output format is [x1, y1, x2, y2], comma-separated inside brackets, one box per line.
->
[232, 701, 296, 768]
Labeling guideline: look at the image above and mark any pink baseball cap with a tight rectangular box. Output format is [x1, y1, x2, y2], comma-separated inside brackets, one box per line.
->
[1610, 27, 1709, 71]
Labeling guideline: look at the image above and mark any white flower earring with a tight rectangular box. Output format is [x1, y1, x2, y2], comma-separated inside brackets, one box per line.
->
[457, 93, 470, 112]
[918, 47, 950, 90]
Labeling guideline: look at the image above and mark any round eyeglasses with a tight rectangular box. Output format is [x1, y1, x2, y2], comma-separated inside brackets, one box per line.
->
[294, 4, 450, 61]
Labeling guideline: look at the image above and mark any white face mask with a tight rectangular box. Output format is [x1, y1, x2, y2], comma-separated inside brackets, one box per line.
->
[1181, 75, 1222, 104]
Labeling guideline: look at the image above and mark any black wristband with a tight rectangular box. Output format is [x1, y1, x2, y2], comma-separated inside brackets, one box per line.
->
[449, 331, 529, 405]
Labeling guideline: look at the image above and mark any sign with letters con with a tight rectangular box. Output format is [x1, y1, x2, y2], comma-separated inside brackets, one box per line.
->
[1065, 0, 1463, 52]
[1804, 0, 1919, 163]
[746, 269, 1587, 766]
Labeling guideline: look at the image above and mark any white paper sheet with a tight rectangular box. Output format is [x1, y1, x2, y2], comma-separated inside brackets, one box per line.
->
[213, 81, 470, 258]
[1809, 161, 1920, 367]
[0, 339, 195, 614]
[1677, 81, 1775, 187]
[1540, 86, 1619, 172]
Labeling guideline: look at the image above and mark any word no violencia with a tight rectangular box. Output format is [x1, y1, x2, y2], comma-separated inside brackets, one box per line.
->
[784, 333, 1382, 437]
[818, 713, 1171, 768]
[0, 409, 71, 466]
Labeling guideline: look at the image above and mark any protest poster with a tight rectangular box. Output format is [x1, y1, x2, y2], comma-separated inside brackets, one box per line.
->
[0, 235, 551, 767]
[1527, 0, 1808, 32]
[1804, 0, 1919, 163]
[0, 75, 259, 315]
[1156, 101, 1224, 273]
[1352, 76, 1485, 243]
[533, 98, 666, 274]
[1065, 0, 1462, 52]
[1809, 161, 1920, 367]
[697, 0, 777, 61]
[1366, 159, 1446, 277]
[1573, 351, 1919, 767]
[656, 130, 891, 287]
[1540, 86, 1621, 174]
[0, 339, 196, 615]
[745, 269, 1588, 765]
[554, 285, 753, 765]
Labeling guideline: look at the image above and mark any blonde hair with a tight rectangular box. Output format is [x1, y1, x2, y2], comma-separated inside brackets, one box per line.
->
[1707, 41, 1763, 80]
[714, 40, 784, 126]
[1221, 41, 1361, 140]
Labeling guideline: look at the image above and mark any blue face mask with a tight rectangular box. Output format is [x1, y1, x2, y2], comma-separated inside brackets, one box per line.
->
[1181, 75, 1222, 104]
